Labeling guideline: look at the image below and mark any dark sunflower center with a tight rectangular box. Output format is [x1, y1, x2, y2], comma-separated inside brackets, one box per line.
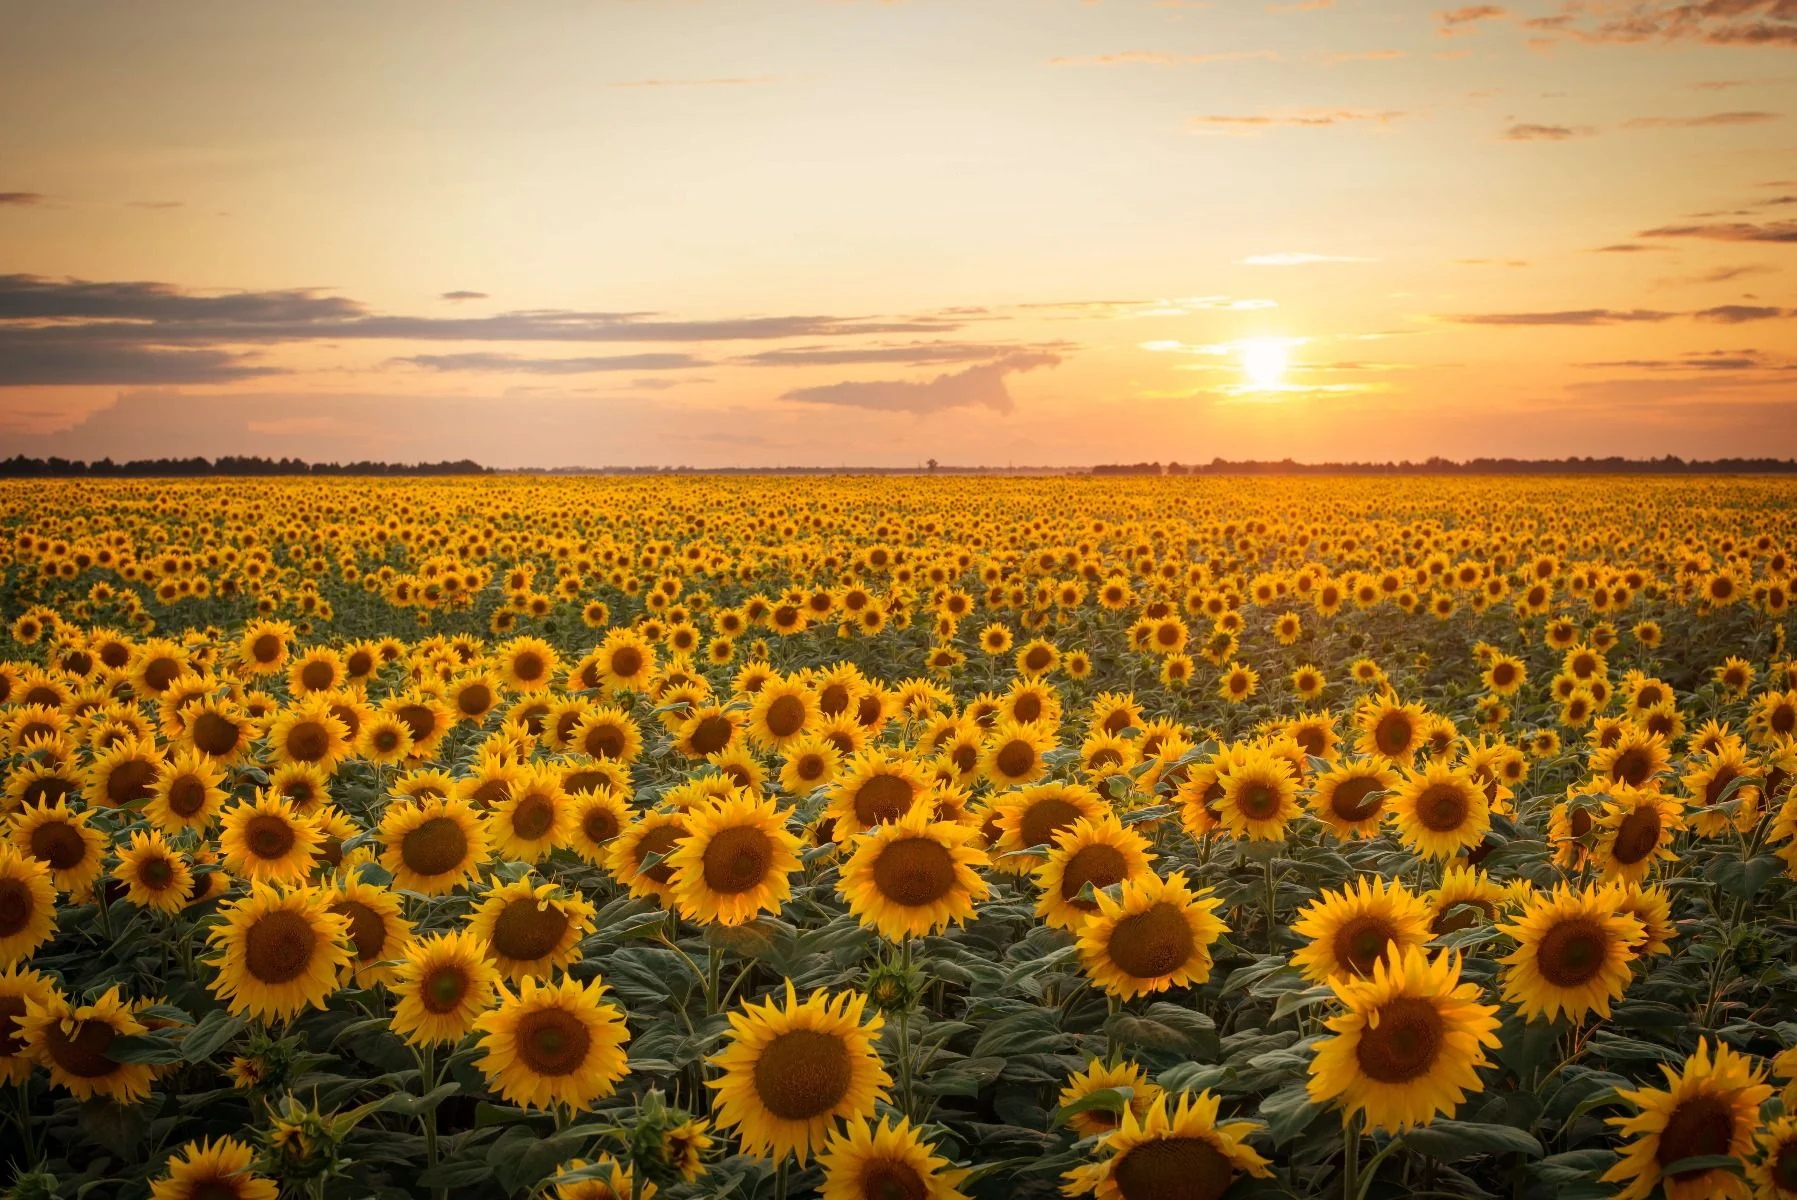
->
[1611, 807, 1663, 865]
[106, 759, 157, 806]
[1238, 782, 1279, 820]
[1107, 901, 1196, 980]
[457, 684, 493, 716]
[491, 899, 571, 962]
[373, 727, 403, 753]
[0, 996, 26, 1055]
[582, 806, 620, 844]
[1013, 694, 1044, 723]
[285, 721, 330, 763]
[395, 705, 438, 743]
[1375, 713, 1413, 754]
[423, 966, 470, 1013]
[702, 826, 774, 894]
[1704, 767, 1739, 808]
[862, 1160, 928, 1200]
[512, 652, 546, 683]
[245, 909, 320, 984]
[688, 716, 734, 757]
[192, 711, 243, 756]
[0, 879, 37, 937]
[1333, 915, 1399, 977]
[29, 821, 87, 871]
[330, 900, 387, 962]
[873, 837, 957, 907]
[1654, 1094, 1736, 1177]
[1060, 844, 1129, 905]
[300, 662, 335, 690]
[636, 825, 684, 884]
[251, 634, 282, 663]
[993, 740, 1038, 780]
[514, 1007, 592, 1076]
[245, 815, 297, 861]
[854, 775, 916, 827]
[401, 817, 470, 877]
[45, 1016, 123, 1079]
[1773, 1140, 1797, 1190]
[1354, 996, 1444, 1083]
[1415, 784, 1470, 832]
[1330, 778, 1383, 822]
[1536, 917, 1609, 988]
[168, 776, 209, 817]
[1019, 797, 1081, 848]
[1610, 748, 1653, 787]
[752, 1029, 852, 1120]
[140, 856, 177, 890]
[819, 684, 851, 715]
[1111, 1136, 1236, 1200]
[609, 646, 644, 679]
[1025, 647, 1053, 672]
[765, 695, 806, 738]
[510, 794, 556, 841]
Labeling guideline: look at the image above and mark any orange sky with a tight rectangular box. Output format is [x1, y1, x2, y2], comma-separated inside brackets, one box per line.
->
[1, 0, 1794, 467]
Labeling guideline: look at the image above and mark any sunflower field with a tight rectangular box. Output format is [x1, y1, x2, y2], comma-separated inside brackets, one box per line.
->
[1, 474, 1795, 1200]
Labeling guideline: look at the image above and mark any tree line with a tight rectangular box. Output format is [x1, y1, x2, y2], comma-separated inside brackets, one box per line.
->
[0, 456, 492, 478]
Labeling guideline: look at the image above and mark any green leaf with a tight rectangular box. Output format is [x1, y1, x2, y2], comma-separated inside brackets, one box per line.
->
[1402, 1120, 1544, 1161]
[179, 1010, 246, 1062]
[1658, 1155, 1741, 1178]
[104, 1033, 186, 1065]
[1052, 1086, 1133, 1127]
[1533, 1148, 1619, 1184]
[1257, 1083, 1320, 1146]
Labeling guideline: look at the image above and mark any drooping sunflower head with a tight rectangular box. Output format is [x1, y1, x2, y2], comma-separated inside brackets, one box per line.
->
[707, 981, 891, 1164]
[1077, 871, 1228, 1000]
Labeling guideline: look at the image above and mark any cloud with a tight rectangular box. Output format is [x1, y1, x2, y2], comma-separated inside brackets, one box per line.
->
[0, 342, 282, 386]
[440, 290, 488, 302]
[1624, 111, 1781, 128]
[0, 193, 46, 206]
[126, 200, 183, 210]
[1523, 1, 1797, 47]
[1242, 252, 1376, 265]
[396, 352, 711, 373]
[1501, 122, 1595, 140]
[1443, 309, 1679, 325]
[1589, 242, 1674, 253]
[736, 341, 1068, 367]
[1191, 108, 1405, 134]
[1581, 350, 1791, 372]
[1660, 264, 1777, 285]
[1695, 305, 1796, 322]
[1437, 5, 1508, 34]
[1639, 220, 1797, 242]
[779, 352, 1060, 415]
[1322, 49, 1407, 62]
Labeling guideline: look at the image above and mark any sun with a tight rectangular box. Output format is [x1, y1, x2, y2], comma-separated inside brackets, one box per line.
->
[1239, 337, 1291, 390]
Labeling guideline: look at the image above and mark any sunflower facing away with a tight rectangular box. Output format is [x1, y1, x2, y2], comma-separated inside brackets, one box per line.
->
[1306, 947, 1502, 1133]
[667, 790, 803, 927]
[708, 981, 891, 1163]
[474, 974, 631, 1111]
[389, 928, 502, 1047]
[1290, 875, 1435, 984]
[1061, 1091, 1271, 1200]
[149, 1137, 278, 1200]
[1603, 1039, 1771, 1200]
[1497, 883, 1643, 1022]
[838, 804, 990, 941]
[816, 1116, 971, 1200]
[206, 883, 352, 1021]
[1077, 871, 1228, 999]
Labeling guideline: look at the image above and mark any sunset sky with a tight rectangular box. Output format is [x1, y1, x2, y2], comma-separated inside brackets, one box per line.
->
[2, 0, 1794, 467]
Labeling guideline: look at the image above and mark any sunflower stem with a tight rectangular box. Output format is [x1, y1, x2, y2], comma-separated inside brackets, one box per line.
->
[418, 1042, 443, 1200]
[897, 937, 917, 1121]
[1341, 1114, 1360, 1200]
[1263, 856, 1279, 953]
[772, 1157, 789, 1199]
[706, 946, 724, 1015]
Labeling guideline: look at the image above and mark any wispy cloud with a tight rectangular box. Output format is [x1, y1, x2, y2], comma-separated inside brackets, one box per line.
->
[1500, 122, 1595, 140]
[736, 341, 1070, 367]
[440, 290, 488, 302]
[0, 192, 47, 206]
[126, 200, 183, 210]
[1523, 1, 1797, 48]
[1442, 309, 1679, 325]
[1624, 110, 1781, 128]
[1437, 5, 1508, 35]
[779, 352, 1060, 415]
[1639, 220, 1797, 243]
[396, 352, 711, 373]
[1191, 108, 1405, 135]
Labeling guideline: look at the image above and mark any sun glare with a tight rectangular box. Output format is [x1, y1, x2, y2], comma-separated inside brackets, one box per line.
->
[1240, 337, 1291, 391]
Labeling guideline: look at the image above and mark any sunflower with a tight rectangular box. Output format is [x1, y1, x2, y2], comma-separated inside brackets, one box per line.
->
[379, 794, 489, 894]
[748, 676, 818, 750]
[235, 620, 294, 675]
[1591, 787, 1685, 883]
[268, 761, 332, 815]
[327, 877, 415, 986]
[1306, 947, 1501, 1133]
[469, 877, 597, 983]
[838, 806, 989, 941]
[149, 1136, 278, 1200]
[1590, 727, 1672, 791]
[4, 758, 81, 814]
[567, 788, 632, 866]
[82, 735, 163, 809]
[552, 1156, 651, 1200]
[1427, 863, 1505, 935]
[1077, 871, 1227, 999]
[1497, 883, 1643, 1022]
[1355, 697, 1428, 764]
[389, 928, 502, 1047]
[0, 845, 57, 966]
[178, 696, 258, 764]
[145, 749, 230, 832]
[1212, 751, 1301, 842]
[354, 713, 415, 766]
[1388, 761, 1491, 860]
[1056, 1058, 1164, 1139]
[1683, 740, 1762, 837]
[266, 695, 351, 772]
[817, 1117, 971, 1200]
[20, 985, 156, 1103]
[1483, 654, 1527, 696]
[1065, 1091, 1271, 1200]
[383, 692, 455, 759]
[489, 764, 572, 865]
[10, 798, 106, 895]
[668, 791, 802, 927]
[1033, 815, 1156, 932]
[1308, 758, 1399, 839]
[977, 719, 1053, 789]
[207, 883, 351, 1021]
[1753, 1116, 1797, 1200]
[0, 963, 56, 1083]
[113, 830, 194, 913]
[474, 974, 631, 1111]
[827, 753, 928, 840]
[1603, 1039, 1771, 1200]
[1615, 882, 1677, 957]
[779, 734, 842, 796]
[592, 628, 657, 694]
[218, 792, 322, 883]
[1291, 876, 1435, 984]
[708, 981, 891, 1163]
[447, 671, 505, 725]
[606, 810, 690, 902]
